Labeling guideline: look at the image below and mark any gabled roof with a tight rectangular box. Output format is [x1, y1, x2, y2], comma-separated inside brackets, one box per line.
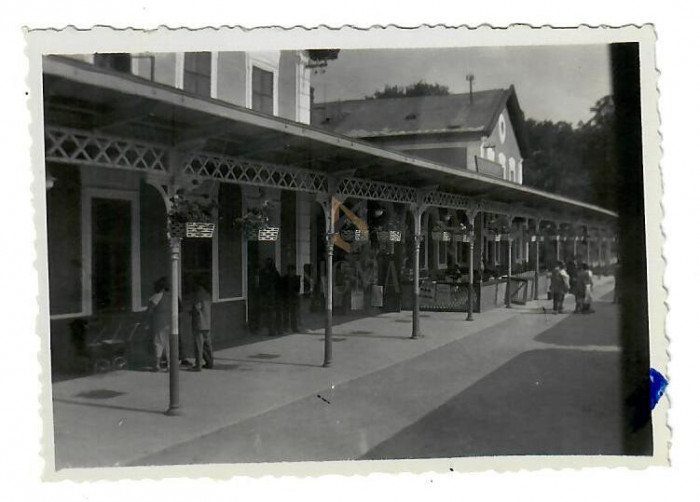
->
[312, 86, 530, 156]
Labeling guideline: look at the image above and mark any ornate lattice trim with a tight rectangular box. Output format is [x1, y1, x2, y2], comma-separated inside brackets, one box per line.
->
[45, 127, 167, 172]
[184, 152, 328, 194]
[337, 177, 416, 203]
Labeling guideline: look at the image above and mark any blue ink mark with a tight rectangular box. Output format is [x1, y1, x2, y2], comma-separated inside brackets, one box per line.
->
[649, 368, 668, 410]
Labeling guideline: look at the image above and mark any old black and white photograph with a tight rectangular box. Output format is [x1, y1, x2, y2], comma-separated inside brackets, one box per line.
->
[26, 24, 665, 478]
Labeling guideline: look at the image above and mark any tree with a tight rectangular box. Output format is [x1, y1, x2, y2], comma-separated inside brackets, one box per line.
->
[366, 80, 450, 99]
[578, 95, 617, 211]
[522, 95, 617, 211]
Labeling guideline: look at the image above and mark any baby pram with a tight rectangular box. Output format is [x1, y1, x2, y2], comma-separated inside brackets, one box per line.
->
[70, 317, 143, 374]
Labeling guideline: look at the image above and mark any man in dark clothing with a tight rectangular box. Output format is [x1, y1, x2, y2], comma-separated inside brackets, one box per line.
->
[550, 261, 570, 314]
[281, 264, 301, 333]
[259, 258, 282, 336]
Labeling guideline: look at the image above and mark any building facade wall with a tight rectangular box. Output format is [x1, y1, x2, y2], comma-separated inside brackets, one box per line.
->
[479, 110, 523, 183]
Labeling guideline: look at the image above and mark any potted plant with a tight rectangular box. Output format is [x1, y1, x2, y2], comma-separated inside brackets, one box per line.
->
[236, 200, 279, 242]
[167, 193, 217, 239]
[431, 220, 452, 242]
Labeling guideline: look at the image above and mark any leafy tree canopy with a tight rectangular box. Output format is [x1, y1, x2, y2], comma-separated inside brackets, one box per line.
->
[522, 95, 617, 211]
[366, 80, 450, 99]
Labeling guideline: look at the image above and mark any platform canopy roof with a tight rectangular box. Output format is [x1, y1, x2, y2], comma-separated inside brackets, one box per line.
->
[42, 55, 616, 224]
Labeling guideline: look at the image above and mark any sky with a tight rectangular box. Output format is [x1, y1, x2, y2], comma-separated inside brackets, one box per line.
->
[311, 45, 612, 126]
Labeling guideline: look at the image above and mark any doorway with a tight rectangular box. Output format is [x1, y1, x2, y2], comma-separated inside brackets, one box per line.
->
[91, 198, 132, 313]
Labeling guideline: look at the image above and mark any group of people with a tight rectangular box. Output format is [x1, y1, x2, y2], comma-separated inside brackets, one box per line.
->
[146, 276, 214, 372]
[549, 260, 595, 314]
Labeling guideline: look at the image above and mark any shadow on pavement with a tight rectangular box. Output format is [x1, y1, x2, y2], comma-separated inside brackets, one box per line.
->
[534, 300, 620, 348]
[361, 347, 626, 459]
[215, 356, 321, 369]
[54, 398, 165, 416]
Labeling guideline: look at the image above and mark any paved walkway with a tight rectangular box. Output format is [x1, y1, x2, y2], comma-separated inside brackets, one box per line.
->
[52, 277, 615, 469]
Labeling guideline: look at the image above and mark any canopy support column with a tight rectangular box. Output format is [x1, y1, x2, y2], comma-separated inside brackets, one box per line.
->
[556, 236, 561, 261]
[466, 211, 477, 322]
[411, 201, 427, 339]
[533, 219, 541, 300]
[505, 215, 515, 309]
[164, 152, 186, 417]
[318, 182, 340, 367]
[166, 236, 182, 416]
[586, 226, 592, 265]
[506, 236, 513, 308]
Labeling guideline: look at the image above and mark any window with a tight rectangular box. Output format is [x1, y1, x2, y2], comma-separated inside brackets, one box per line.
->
[252, 66, 274, 114]
[94, 53, 131, 74]
[132, 55, 155, 81]
[498, 153, 507, 179]
[184, 52, 212, 97]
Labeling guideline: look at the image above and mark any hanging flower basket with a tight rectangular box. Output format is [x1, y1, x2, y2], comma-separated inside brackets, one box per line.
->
[340, 229, 369, 242]
[186, 222, 215, 238]
[246, 226, 280, 242]
[376, 230, 402, 242]
[236, 200, 278, 242]
[168, 194, 217, 239]
[453, 231, 475, 243]
[431, 230, 452, 242]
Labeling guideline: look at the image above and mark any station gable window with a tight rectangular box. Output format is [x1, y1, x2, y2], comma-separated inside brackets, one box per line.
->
[252, 66, 274, 114]
[184, 52, 212, 97]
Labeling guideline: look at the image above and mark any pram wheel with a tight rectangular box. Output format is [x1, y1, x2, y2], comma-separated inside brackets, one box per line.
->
[112, 356, 127, 370]
[93, 358, 111, 374]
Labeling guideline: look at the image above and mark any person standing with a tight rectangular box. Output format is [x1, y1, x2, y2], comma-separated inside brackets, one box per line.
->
[259, 258, 282, 336]
[190, 279, 214, 371]
[281, 264, 301, 333]
[579, 263, 595, 313]
[147, 277, 172, 372]
[550, 261, 570, 314]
